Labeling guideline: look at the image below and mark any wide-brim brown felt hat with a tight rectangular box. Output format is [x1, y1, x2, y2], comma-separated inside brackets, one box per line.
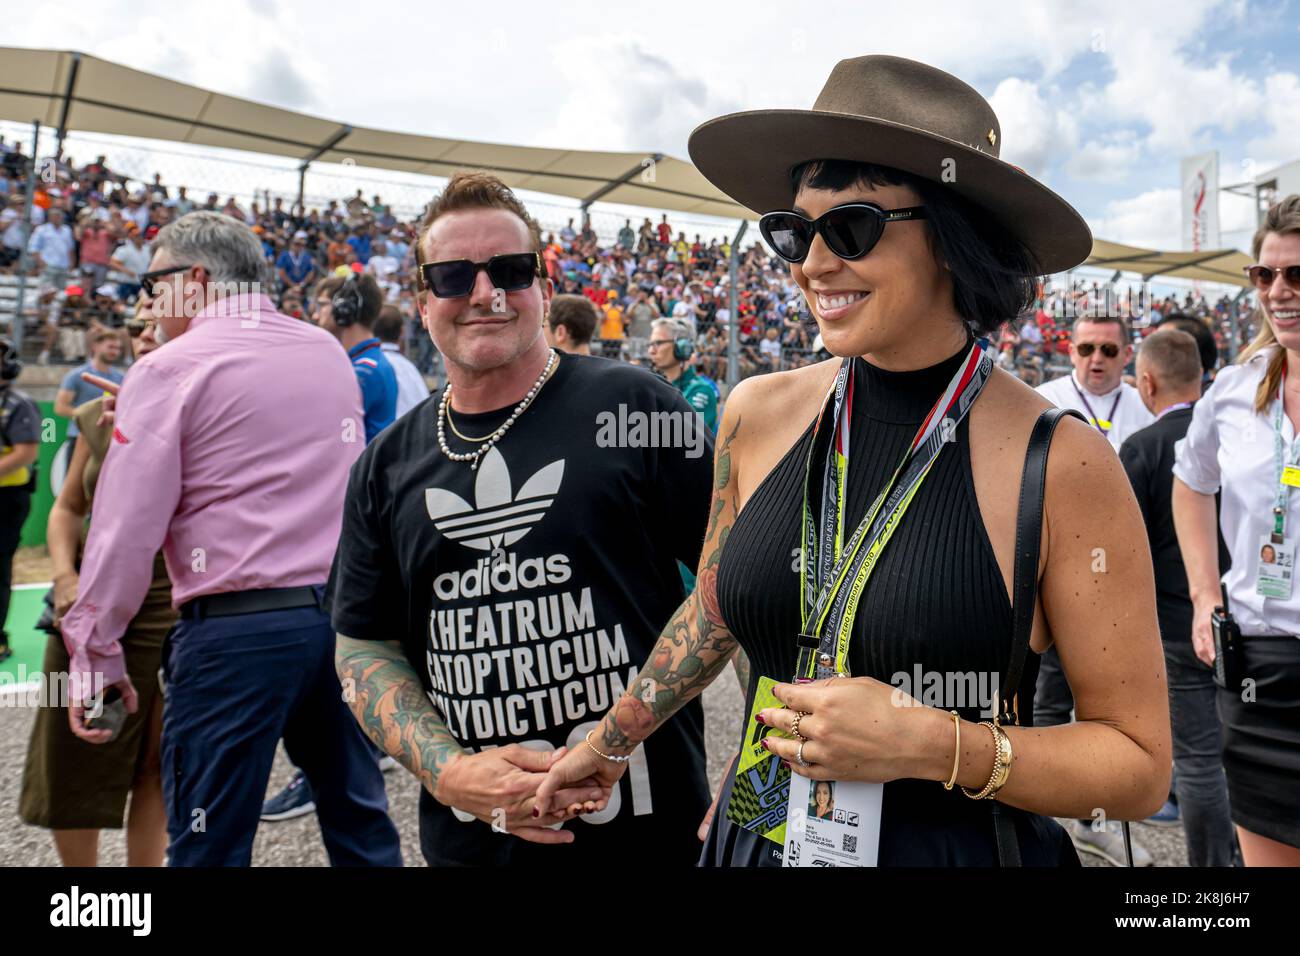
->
[688, 55, 1092, 275]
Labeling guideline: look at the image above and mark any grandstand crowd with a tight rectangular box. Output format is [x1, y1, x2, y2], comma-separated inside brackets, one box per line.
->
[0, 135, 1263, 390]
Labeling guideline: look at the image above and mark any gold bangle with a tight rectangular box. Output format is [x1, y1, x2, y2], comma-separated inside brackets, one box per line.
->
[943, 710, 961, 791]
[961, 720, 1013, 800]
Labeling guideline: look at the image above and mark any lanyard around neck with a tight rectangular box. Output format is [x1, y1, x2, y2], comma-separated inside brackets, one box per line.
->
[1272, 379, 1300, 540]
[797, 338, 992, 680]
[1071, 376, 1122, 435]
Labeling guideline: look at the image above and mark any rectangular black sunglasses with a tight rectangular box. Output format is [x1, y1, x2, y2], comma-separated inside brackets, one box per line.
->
[759, 203, 927, 263]
[419, 252, 545, 298]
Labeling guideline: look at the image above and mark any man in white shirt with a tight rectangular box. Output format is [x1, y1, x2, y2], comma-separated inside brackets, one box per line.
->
[373, 306, 429, 418]
[366, 239, 400, 302]
[28, 207, 76, 289]
[108, 225, 152, 298]
[1035, 315, 1154, 451]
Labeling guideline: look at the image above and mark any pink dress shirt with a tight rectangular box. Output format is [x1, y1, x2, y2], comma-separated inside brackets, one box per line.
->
[61, 293, 364, 692]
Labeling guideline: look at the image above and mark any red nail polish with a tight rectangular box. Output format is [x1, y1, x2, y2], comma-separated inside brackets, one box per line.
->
[531, 808, 539, 818]
[781, 760, 791, 769]
[795, 678, 813, 684]
[760, 738, 770, 751]
[754, 713, 766, 725]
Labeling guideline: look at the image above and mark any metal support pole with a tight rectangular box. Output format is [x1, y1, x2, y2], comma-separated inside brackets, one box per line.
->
[12, 120, 40, 355]
[1229, 288, 1250, 364]
[296, 164, 308, 218]
[727, 219, 748, 390]
[55, 52, 81, 161]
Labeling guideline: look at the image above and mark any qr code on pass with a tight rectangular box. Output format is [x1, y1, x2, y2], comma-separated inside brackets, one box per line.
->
[842, 834, 858, 854]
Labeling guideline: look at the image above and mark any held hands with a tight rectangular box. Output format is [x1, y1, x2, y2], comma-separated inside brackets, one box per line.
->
[533, 728, 630, 819]
[756, 676, 943, 784]
[433, 744, 612, 845]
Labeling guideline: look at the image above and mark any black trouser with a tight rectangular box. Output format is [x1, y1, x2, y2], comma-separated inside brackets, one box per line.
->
[0, 487, 32, 644]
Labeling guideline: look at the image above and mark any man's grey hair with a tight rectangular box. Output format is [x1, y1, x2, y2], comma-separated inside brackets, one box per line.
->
[652, 317, 695, 342]
[153, 211, 266, 284]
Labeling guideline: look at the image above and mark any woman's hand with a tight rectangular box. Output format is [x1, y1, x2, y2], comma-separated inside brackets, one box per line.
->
[1191, 598, 1218, 669]
[698, 750, 738, 841]
[432, 745, 610, 844]
[51, 571, 79, 628]
[533, 732, 629, 818]
[757, 676, 946, 783]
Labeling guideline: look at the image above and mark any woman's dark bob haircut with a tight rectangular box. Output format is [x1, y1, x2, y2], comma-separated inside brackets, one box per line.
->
[790, 160, 1040, 337]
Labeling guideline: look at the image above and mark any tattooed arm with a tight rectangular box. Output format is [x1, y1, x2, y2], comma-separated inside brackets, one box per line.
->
[336, 635, 606, 842]
[536, 388, 752, 804]
[335, 635, 463, 794]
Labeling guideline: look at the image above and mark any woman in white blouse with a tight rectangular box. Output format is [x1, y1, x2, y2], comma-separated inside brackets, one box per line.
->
[1173, 194, 1300, 866]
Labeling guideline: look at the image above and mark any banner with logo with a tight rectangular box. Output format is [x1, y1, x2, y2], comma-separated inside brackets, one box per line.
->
[1181, 152, 1221, 252]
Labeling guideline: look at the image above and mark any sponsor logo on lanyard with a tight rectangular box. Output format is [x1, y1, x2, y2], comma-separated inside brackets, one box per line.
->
[796, 339, 993, 680]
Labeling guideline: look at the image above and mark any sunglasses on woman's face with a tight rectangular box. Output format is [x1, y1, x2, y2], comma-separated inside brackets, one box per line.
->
[1244, 263, 1300, 291]
[758, 203, 927, 264]
[1075, 342, 1121, 358]
[419, 252, 544, 299]
[125, 318, 156, 338]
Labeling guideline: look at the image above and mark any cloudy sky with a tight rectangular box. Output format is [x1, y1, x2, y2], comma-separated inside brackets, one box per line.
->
[5, 0, 1300, 250]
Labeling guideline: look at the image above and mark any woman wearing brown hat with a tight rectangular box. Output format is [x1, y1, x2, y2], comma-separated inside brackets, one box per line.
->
[538, 55, 1170, 866]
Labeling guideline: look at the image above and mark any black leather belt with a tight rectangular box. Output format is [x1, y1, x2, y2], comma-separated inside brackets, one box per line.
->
[180, 585, 324, 619]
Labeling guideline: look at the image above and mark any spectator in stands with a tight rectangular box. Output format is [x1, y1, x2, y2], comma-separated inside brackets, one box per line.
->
[75, 212, 114, 293]
[108, 223, 151, 302]
[276, 231, 316, 299]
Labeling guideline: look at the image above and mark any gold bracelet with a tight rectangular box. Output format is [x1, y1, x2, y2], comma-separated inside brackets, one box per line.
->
[584, 729, 633, 764]
[943, 710, 961, 791]
[961, 720, 1013, 800]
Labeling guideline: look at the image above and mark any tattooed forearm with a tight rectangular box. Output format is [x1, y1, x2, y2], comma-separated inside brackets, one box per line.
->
[600, 415, 746, 752]
[336, 635, 464, 795]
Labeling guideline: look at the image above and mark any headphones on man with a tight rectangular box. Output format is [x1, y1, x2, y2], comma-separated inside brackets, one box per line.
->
[672, 337, 694, 362]
[0, 338, 21, 383]
[331, 274, 365, 327]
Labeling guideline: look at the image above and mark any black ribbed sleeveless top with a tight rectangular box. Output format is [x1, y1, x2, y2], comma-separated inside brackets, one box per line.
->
[717, 337, 1013, 708]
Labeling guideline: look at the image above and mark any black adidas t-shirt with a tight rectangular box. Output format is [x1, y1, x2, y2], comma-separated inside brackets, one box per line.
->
[328, 352, 714, 866]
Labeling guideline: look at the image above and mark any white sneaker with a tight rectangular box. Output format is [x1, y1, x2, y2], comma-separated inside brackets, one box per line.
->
[378, 755, 398, 773]
[1069, 820, 1153, 866]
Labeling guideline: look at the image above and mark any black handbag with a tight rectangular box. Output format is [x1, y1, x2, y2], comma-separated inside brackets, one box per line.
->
[993, 406, 1133, 867]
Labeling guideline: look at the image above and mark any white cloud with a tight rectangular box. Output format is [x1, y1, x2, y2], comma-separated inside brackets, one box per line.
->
[1245, 71, 1300, 172]
[987, 77, 1078, 178]
[1088, 187, 1182, 248]
[1067, 132, 1144, 182]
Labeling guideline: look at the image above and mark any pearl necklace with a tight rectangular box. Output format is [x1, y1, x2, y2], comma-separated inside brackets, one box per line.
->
[437, 349, 558, 470]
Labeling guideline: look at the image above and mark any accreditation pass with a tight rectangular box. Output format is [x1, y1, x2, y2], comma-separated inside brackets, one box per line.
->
[783, 775, 882, 867]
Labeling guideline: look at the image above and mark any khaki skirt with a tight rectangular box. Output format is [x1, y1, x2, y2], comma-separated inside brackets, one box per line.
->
[19, 553, 176, 830]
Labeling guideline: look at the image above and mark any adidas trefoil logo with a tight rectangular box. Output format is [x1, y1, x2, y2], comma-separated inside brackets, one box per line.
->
[425, 446, 565, 551]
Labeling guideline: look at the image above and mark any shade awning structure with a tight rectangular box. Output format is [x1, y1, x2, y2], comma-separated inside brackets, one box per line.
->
[1085, 239, 1254, 288]
[0, 46, 751, 220]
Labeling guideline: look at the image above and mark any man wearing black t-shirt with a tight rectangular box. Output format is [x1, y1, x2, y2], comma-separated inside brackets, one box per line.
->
[327, 172, 714, 866]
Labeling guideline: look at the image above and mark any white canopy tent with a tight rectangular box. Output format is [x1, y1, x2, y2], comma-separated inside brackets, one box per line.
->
[0, 46, 749, 220]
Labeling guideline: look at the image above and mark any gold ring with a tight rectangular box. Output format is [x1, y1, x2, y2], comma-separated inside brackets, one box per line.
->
[790, 710, 808, 741]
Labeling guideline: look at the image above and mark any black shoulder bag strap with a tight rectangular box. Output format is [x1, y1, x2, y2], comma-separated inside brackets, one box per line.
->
[993, 406, 1117, 867]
